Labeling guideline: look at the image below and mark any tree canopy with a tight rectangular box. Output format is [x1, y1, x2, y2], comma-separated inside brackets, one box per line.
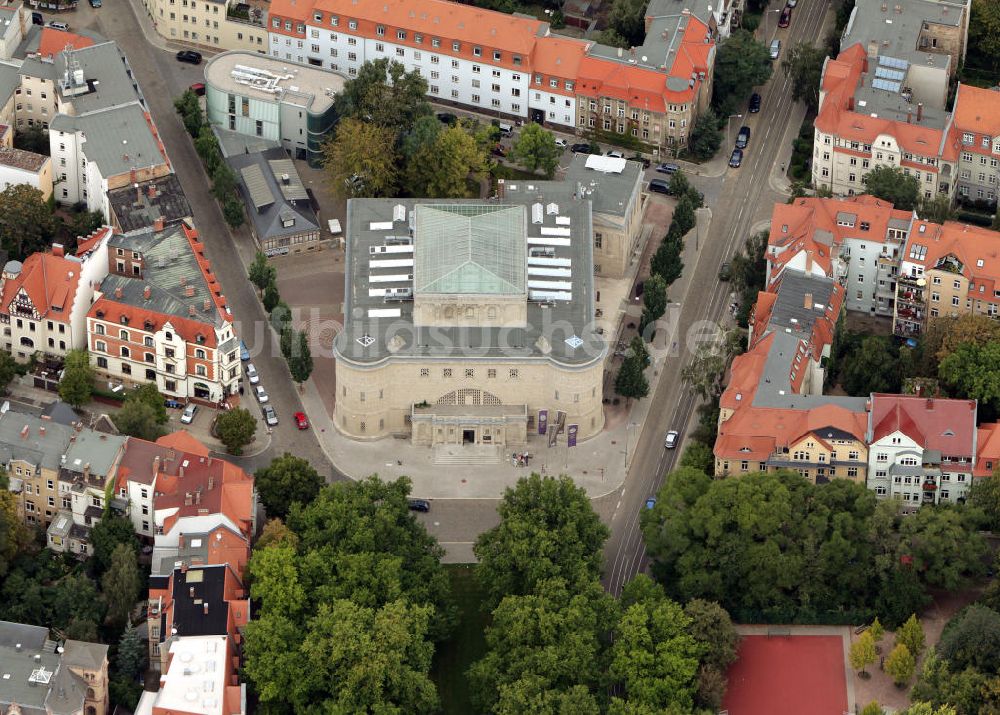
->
[939, 340, 1000, 411]
[838, 335, 902, 395]
[510, 123, 561, 178]
[938, 604, 1000, 674]
[712, 31, 773, 116]
[322, 118, 399, 198]
[243, 477, 452, 713]
[334, 58, 431, 136]
[781, 42, 826, 113]
[254, 453, 324, 520]
[0, 184, 57, 259]
[862, 165, 921, 210]
[408, 124, 487, 197]
[474, 474, 609, 609]
[58, 349, 94, 408]
[606, 0, 646, 47]
[215, 407, 257, 455]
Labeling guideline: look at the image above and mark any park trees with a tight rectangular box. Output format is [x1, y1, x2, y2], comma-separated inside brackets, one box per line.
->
[254, 453, 324, 520]
[939, 340, 1000, 411]
[606, 0, 647, 46]
[615, 336, 651, 402]
[638, 273, 668, 339]
[688, 108, 723, 161]
[886, 643, 916, 686]
[334, 58, 430, 137]
[102, 543, 141, 629]
[248, 251, 276, 295]
[937, 605, 1000, 673]
[408, 124, 486, 197]
[0, 184, 56, 259]
[474, 474, 609, 608]
[969, 0, 1000, 75]
[839, 335, 902, 395]
[850, 631, 877, 677]
[215, 407, 257, 455]
[58, 349, 94, 408]
[322, 119, 399, 198]
[510, 123, 561, 178]
[90, 515, 139, 574]
[899, 507, 986, 591]
[863, 166, 921, 210]
[288, 330, 313, 385]
[243, 477, 452, 713]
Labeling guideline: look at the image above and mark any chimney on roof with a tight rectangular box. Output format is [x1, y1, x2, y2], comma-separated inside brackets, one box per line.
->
[180, 276, 187, 286]
[180, 562, 188, 573]
[148, 183, 157, 199]
[153, 454, 160, 477]
[19, 424, 27, 439]
[194, 490, 201, 505]
[39, 425, 45, 437]
[203, 603, 209, 616]
[114, 286, 123, 299]
[848, 96, 855, 111]
[806, 251, 814, 272]
[927, 398, 934, 410]
[189, 586, 195, 598]
[184, 491, 192, 506]
[907, 108, 912, 123]
[202, 298, 211, 312]
[207, 476, 214, 490]
[179, 465, 185, 479]
[143, 285, 152, 300]
[52, 243, 65, 258]
[154, 217, 164, 232]
[184, 285, 195, 298]
[83, 463, 90, 481]
[188, 305, 196, 316]
[917, 103, 923, 122]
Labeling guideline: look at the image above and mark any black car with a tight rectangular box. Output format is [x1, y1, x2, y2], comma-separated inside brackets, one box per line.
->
[570, 142, 591, 154]
[749, 92, 762, 113]
[31, 10, 43, 24]
[176, 50, 203, 65]
[656, 162, 680, 174]
[408, 499, 431, 512]
[436, 112, 458, 125]
[729, 148, 743, 168]
[718, 262, 732, 281]
[648, 178, 671, 194]
[630, 154, 651, 169]
[735, 125, 751, 150]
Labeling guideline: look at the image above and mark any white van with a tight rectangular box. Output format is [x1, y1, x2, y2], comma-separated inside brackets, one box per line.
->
[497, 122, 514, 136]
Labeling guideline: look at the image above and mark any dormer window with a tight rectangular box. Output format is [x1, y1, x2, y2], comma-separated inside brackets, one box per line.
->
[119, 315, 129, 325]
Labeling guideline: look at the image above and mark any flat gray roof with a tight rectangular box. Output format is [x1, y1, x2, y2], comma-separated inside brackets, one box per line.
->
[0, 411, 75, 472]
[62, 430, 126, 479]
[214, 127, 282, 158]
[841, 0, 963, 80]
[204, 50, 345, 115]
[335, 194, 603, 367]
[50, 102, 166, 177]
[562, 153, 643, 218]
[55, 41, 144, 114]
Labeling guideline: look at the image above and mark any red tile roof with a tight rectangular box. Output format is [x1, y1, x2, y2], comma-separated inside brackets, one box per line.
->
[715, 402, 868, 462]
[975, 423, 1000, 478]
[953, 84, 1000, 138]
[36, 28, 95, 59]
[0, 249, 82, 322]
[901, 220, 1000, 302]
[869, 394, 977, 456]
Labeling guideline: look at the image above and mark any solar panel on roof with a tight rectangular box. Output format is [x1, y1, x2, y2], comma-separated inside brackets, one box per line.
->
[872, 78, 902, 93]
[878, 55, 909, 70]
[875, 66, 905, 81]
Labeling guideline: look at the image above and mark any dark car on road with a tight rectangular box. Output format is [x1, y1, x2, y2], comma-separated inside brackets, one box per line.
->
[176, 50, 203, 64]
[570, 142, 592, 154]
[408, 499, 431, 512]
[778, 6, 791, 27]
[648, 178, 671, 194]
[749, 92, 762, 113]
[729, 148, 744, 168]
[656, 162, 680, 174]
[735, 125, 751, 150]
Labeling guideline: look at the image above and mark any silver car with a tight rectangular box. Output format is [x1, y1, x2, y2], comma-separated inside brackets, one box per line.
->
[263, 405, 278, 427]
[180, 404, 198, 424]
[254, 385, 269, 403]
[246, 363, 259, 385]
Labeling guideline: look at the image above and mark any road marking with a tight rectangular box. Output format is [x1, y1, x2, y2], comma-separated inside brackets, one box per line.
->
[616, 500, 622, 510]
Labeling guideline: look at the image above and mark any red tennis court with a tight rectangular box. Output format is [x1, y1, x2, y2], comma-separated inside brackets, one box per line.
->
[722, 634, 848, 715]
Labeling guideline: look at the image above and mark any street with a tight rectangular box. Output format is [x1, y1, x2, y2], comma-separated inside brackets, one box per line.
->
[601, 0, 833, 595]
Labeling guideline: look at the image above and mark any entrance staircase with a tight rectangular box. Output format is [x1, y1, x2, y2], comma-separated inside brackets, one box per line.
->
[432, 444, 503, 465]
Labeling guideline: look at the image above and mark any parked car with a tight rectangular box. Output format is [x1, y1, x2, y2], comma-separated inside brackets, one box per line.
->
[770, 39, 782, 60]
[176, 50, 203, 65]
[648, 178, 671, 194]
[656, 162, 680, 174]
[254, 385, 269, 403]
[239, 340, 250, 361]
[263, 405, 278, 427]
[718, 261, 732, 281]
[408, 499, 431, 512]
[494, 121, 514, 135]
[490, 143, 507, 158]
[31, 11, 43, 25]
[786, 0, 797, 6]
[735, 125, 751, 150]
[245, 363, 259, 384]
[664, 430, 679, 449]
[629, 154, 651, 169]
[645, 497, 657, 510]
[749, 92, 762, 113]
[164, 398, 184, 409]
[729, 148, 744, 168]
[436, 112, 457, 125]
[294, 411, 309, 430]
[778, 6, 791, 27]
[189, 82, 206, 96]
[46, 20, 69, 31]
[570, 142, 591, 154]
[89, 0, 102, 8]
[180, 404, 198, 424]
[606, 150, 625, 159]
[554, 138, 568, 148]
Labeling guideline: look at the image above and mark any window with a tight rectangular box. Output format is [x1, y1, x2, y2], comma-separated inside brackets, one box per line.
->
[420, 368, 429, 377]
[443, 368, 452, 377]
[509, 368, 519, 378]
[452, 41, 460, 51]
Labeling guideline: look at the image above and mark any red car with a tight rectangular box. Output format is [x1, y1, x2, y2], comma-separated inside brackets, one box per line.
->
[778, 6, 791, 27]
[189, 82, 206, 96]
[294, 411, 309, 430]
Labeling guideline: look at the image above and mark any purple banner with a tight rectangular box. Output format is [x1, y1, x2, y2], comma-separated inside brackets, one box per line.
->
[567, 424, 578, 447]
[538, 409, 548, 436]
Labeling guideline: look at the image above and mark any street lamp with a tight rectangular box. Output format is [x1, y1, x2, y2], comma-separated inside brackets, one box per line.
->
[624, 421, 640, 471]
[766, 7, 782, 43]
[727, 113, 743, 147]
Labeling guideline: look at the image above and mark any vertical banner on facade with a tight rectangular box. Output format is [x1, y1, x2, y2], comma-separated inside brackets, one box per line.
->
[567, 424, 578, 447]
[538, 409, 548, 435]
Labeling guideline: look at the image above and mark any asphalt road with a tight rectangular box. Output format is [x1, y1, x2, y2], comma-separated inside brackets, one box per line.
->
[601, 0, 834, 595]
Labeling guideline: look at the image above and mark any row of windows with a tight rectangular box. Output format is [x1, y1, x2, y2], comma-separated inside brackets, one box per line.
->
[93, 343, 209, 372]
